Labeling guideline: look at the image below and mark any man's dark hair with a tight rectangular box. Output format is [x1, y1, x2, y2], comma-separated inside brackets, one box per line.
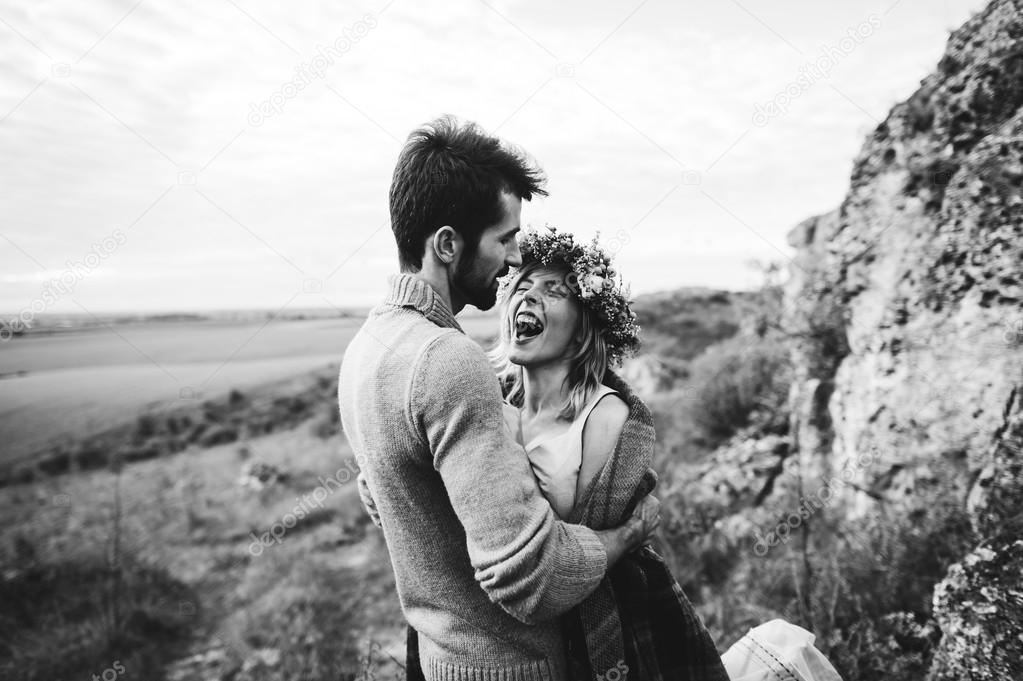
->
[389, 116, 548, 271]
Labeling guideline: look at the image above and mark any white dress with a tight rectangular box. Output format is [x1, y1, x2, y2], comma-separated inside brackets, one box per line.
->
[503, 385, 619, 519]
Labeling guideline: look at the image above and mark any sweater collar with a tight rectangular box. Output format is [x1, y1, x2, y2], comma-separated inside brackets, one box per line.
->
[384, 274, 463, 332]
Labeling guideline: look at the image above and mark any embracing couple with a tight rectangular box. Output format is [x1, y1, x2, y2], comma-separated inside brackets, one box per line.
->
[338, 117, 837, 681]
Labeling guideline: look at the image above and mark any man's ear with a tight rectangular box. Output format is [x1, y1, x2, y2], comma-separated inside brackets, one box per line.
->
[431, 226, 462, 265]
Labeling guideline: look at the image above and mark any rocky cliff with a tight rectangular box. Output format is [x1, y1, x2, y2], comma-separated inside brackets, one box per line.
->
[783, 0, 1022, 676]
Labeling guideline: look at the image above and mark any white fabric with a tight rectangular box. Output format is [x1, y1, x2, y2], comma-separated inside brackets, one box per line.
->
[721, 619, 844, 681]
[503, 385, 619, 518]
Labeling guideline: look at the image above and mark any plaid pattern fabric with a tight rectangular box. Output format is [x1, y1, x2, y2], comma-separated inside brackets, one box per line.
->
[565, 371, 730, 681]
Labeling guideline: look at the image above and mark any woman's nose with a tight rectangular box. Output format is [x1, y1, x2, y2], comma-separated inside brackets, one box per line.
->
[523, 285, 543, 306]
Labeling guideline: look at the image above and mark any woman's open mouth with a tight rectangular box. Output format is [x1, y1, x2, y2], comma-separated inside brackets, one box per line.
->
[514, 310, 544, 342]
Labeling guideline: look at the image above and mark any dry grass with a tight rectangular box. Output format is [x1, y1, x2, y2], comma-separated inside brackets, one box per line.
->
[0, 410, 405, 680]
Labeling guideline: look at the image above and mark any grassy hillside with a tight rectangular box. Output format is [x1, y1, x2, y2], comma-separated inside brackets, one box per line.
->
[0, 290, 755, 680]
[631, 287, 744, 363]
[0, 389, 405, 681]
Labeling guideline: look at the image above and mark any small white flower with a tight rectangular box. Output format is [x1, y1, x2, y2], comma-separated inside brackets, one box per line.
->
[586, 274, 604, 292]
[975, 547, 997, 562]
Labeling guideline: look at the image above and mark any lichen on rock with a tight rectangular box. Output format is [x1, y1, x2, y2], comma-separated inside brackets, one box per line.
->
[928, 538, 1023, 680]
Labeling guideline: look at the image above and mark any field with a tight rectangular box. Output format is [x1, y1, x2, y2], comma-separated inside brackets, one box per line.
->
[0, 311, 500, 680]
[0, 314, 498, 467]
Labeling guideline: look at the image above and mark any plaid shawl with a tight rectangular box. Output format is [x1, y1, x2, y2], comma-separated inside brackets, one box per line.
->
[562, 370, 729, 681]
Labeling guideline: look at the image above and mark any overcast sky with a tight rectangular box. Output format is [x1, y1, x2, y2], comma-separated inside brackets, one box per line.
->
[0, 0, 988, 314]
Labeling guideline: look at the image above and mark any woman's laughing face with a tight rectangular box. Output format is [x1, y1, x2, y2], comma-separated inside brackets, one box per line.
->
[505, 265, 582, 367]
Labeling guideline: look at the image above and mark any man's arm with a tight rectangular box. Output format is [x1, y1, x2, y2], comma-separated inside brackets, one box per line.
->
[411, 333, 651, 624]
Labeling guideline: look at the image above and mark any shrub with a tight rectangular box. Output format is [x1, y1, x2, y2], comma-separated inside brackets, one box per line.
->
[0, 556, 195, 681]
[312, 407, 341, 440]
[135, 414, 159, 440]
[686, 334, 791, 445]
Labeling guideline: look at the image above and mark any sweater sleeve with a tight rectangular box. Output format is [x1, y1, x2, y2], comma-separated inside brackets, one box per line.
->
[410, 332, 608, 624]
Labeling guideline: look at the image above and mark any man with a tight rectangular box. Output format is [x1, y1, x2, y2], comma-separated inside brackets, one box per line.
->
[338, 116, 659, 680]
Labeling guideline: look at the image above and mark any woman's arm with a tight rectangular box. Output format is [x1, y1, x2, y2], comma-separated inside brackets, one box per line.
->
[576, 393, 630, 503]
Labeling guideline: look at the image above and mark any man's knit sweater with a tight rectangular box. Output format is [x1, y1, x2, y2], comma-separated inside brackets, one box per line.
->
[338, 274, 608, 681]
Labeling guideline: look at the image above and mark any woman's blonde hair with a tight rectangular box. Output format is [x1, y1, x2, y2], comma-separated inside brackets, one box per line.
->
[488, 261, 609, 421]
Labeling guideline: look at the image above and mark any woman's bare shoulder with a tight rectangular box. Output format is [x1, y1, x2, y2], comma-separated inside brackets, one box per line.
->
[578, 393, 630, 495]
[585, 393, 629, 441]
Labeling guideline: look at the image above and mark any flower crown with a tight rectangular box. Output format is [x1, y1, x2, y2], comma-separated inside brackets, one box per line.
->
[500, 225, 641, 366]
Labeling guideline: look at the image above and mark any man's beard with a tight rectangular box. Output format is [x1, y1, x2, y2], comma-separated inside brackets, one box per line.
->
[453, 254, 503, 311]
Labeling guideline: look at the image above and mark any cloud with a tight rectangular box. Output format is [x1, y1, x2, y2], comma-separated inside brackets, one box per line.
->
[0, 0, 990, 311]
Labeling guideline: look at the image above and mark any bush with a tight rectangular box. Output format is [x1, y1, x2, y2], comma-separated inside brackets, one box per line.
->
[677, 480, 974, 680]
[135, 414, 159, 440]
[686, 334, 791, 445]
[0, 556, 195, 681]
[312, 406, 341, 440]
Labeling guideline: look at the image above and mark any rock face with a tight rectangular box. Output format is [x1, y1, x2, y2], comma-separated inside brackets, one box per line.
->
[786, 0, 1022, 511]
[781, 0, 1023, 675]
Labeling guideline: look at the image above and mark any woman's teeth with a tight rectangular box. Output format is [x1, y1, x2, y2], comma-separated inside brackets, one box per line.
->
[514, 312, 544, 339]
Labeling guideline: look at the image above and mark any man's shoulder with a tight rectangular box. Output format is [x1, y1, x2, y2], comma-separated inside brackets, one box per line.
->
[414, 327, 491, 382]
[357, 305, 458, 347]
[352, 307, 485, 372]
[406, 327, 498, 409]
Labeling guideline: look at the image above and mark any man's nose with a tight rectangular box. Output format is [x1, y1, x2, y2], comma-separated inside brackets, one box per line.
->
[507, 240, 522, 268]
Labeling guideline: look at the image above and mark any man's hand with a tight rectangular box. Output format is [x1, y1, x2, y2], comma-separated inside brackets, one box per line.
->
[357, 472, 382, 528]
[631, 494, 661, 544]
[594, 494, 660, 567]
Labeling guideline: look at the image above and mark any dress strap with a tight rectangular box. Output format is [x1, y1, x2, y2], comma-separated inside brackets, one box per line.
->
[570, 385, 620, 436]
[523, 385, 620, 451]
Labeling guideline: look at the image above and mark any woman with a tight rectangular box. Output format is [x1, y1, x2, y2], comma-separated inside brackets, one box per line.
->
[488, 226, 730, 680]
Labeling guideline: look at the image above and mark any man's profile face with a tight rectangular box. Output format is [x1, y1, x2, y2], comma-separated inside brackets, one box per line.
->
[452, 191, 523, 311]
